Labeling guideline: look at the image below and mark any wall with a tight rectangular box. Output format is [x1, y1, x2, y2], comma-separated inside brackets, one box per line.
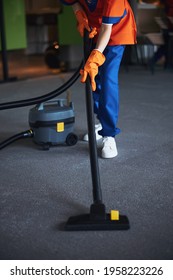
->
[2, 0, 27, 50]
[58, 6, 82, 45]
[25, 0, 61, 14]
[1, 1, 81, 51]
[58, 5, 83, 70]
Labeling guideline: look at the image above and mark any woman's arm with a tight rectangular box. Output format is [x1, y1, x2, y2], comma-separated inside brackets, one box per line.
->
[95, 23, 113, 53]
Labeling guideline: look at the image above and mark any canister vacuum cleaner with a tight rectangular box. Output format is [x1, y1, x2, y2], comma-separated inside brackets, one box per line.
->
[29, 99, 77, 150]
[0, 62, 82, 150]
[0, 98, 78, 150]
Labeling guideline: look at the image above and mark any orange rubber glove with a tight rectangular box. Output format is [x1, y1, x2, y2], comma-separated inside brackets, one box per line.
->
[75, 10, 97, 38]
[80, 50, 105, 91]
[89, 27, 97, 38]
[75, 10, 90, 37]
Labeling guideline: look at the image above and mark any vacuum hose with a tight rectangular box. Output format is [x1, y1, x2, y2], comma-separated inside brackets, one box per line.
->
[0, 129, 34, 150]
[0, 61, 83, 111]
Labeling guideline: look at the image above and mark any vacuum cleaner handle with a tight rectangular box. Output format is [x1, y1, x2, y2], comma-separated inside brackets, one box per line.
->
[36, 99, 67, 110]
[83, 29, 102, 204]
[65, 29, 130, 230]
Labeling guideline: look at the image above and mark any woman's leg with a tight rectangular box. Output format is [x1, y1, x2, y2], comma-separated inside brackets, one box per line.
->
[94, 45, 125, 137]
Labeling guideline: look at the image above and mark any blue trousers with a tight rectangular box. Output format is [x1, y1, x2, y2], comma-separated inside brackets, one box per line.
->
[93, 45, 125, 137]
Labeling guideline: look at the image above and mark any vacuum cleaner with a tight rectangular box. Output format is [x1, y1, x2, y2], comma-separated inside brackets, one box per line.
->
[0, 63, 81, 150]
[0, 98, 78, 150]
[65, 30, 130, 231]
[29, 99, 77, 150]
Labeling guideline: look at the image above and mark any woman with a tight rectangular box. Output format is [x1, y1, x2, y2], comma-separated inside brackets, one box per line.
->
[60, 0, 137, 158]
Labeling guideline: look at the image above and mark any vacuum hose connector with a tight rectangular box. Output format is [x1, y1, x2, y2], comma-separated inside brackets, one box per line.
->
[0, 129, 34, 150]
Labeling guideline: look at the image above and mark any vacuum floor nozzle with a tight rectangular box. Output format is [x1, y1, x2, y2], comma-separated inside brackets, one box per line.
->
[65, 203, 130, 231]
[65, 214, 130, 231]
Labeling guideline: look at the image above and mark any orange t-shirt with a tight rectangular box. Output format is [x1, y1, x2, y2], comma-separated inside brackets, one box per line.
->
[61, 0, 137, 45]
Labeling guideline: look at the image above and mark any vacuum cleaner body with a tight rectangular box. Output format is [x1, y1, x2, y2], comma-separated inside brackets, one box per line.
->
[29, 99, 78, 149]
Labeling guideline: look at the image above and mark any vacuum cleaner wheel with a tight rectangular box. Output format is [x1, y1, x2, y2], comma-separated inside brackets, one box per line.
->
[66, 133, 78, 146]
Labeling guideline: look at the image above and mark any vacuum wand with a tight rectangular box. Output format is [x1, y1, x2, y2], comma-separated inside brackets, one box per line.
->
[65, 29, 130, 230]
[84, 31, 102, 204]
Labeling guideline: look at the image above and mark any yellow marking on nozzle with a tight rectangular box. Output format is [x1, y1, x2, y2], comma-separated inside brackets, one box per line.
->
[57, 122, 64, 132]
[110, 210, 119, 221]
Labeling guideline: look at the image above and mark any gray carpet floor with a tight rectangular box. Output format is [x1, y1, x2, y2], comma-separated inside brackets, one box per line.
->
[0, 66, 173, 260]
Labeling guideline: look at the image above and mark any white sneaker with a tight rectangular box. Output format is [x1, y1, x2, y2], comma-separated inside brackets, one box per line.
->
[83, 123, 102, 141]
[101, 137, 118, 159]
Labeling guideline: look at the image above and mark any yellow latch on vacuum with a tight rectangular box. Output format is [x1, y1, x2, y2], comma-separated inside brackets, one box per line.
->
[57, 122, 64, 132]
[110, 210, 120, 221]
